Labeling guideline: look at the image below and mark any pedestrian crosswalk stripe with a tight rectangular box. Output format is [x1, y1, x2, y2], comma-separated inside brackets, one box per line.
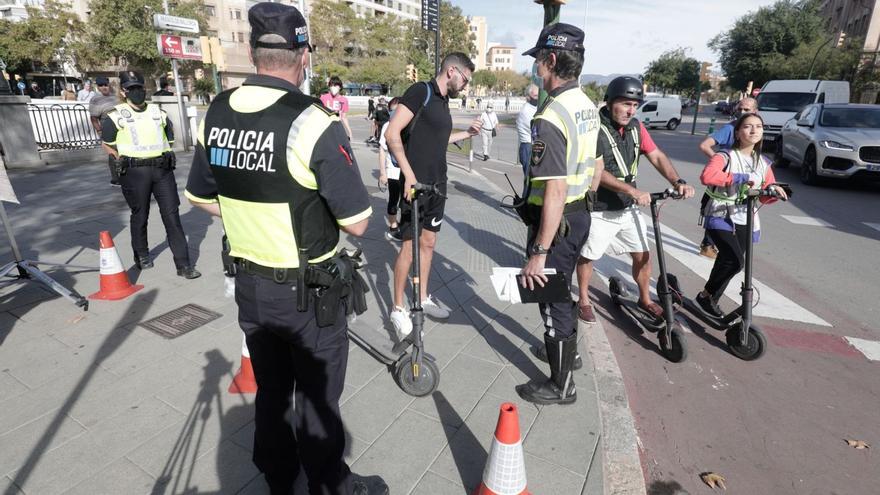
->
[780, 215, 834, 228]
[591, 219, 832, 327]
[845, 337, 880, 362]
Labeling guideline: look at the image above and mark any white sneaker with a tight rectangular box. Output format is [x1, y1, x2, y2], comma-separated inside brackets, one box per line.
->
[421, 295, 450, 320]
[390, 306, 412, 336]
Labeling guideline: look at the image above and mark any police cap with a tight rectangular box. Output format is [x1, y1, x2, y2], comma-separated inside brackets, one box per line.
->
[522, 23, 585, 57]
[118, 71, 145, 89]
[95, 76, 110, 86]
[249, 2, 313, 52]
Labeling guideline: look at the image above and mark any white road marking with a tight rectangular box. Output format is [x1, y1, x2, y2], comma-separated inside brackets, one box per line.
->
[482, 167, 506, 175]
[590, 217, 832, 327]
[864, 222, 880, 233]
[781, 215, 834, 228]
[845, 337, 880, 361]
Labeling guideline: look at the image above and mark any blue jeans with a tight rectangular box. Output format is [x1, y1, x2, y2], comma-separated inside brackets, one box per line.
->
[518, 142, 531, 175]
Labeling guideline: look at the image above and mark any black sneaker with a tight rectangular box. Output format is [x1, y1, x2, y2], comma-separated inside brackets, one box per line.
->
[696, 292, 723, 318]
[177, 267, 202, 279]
[352, 474, 388, 495]
[136, 256, 154, 270]
[384, 228, 403, 242]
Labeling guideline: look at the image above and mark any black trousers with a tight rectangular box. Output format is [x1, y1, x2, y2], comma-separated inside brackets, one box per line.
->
[118, 164, 190, 269]
[529, 209, 591, 339]
[235, 271, 353, 495]
[705, 225, 750, 299]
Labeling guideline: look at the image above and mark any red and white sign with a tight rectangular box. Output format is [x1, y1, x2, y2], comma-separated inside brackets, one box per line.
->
[157, 34, 203, 61]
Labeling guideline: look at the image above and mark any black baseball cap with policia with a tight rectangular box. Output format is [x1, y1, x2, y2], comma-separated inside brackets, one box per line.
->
[248, 2, 313, 52]
[522, 23, 585, 57]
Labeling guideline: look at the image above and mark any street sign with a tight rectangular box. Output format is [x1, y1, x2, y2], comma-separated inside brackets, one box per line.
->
[157, 34, 203, 61]
[421, 0, 438, 32]
[153, 14, 199, 34]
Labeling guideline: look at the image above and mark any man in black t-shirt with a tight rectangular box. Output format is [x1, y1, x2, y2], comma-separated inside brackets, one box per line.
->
[383, 52, 481, 336]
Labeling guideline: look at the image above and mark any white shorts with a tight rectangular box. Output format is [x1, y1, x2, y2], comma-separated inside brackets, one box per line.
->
[581, 207, 650, 260]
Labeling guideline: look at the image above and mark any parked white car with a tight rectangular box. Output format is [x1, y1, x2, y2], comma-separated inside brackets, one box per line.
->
[778, 103, 880, 185]
[636, 97, 682, 130]
[757, 80, 850, 148]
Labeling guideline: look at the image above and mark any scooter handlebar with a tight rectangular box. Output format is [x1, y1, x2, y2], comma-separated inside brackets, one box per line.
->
[650, 188, 684, 201]
[411, 182, 446, 198]
[745, 182, 793, 200]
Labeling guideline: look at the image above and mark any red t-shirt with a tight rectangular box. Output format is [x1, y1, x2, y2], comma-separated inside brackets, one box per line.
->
[320, 93, 349, 114]
[616, 122, 657, 155]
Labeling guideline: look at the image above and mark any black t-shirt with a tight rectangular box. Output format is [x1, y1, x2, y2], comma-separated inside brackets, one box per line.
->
[374, 105, 390, 124]
[399, 80, 452, 184]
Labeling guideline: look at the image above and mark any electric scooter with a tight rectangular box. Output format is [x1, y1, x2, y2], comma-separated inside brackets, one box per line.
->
[608, 189, 689, 363]
[347, 183, 442, 397]
[682, 183, 792, 361]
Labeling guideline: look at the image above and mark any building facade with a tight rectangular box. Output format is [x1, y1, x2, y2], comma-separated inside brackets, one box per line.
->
[820, 0, 880, 54]
[486, 44, 514, 71]
[466, 16, 489, 71]
[0, 0, 39, 22]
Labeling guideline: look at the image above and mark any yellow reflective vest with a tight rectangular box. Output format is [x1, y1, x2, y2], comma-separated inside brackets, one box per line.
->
[106, 103, 171, 158]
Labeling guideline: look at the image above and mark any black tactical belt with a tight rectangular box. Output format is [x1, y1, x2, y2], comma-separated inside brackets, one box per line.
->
[563, 199, 588, 214]
[235, 258, 336, 287]
[125, 156, 165, 167]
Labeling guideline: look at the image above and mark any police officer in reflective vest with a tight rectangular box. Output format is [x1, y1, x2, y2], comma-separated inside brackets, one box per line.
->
[185, 4, 386, 494]
[517, 23, 604, 406]
[575, 76, 695, 323]
[101, 70, 200, 278]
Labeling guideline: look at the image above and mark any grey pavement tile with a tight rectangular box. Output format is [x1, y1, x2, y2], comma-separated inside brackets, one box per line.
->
[9, 397, 184, 495]
[429, 393, 539, 492]
[418, 313, 478, 370]
[0, 413, 87, 476]
[168, 325, 244, 370]
[0, 371, 27, 402]
[339, 373, 415, 444]
[0, 284, 57, 313]
[412, 471, 467, 495]
[45, 312, 137, 349]
[523, 392, 601, 477]
[0, 332, 69, 376]
[344, 432, 370, 466]
[345, 344, 388, 389]
[4, 335, 118, 391]
[7, 295, 91, 332]
[148, 440, 260, 495]
[351, 409, 455, 495]
[583, 434, 604, 495]
[523, 453, 586, 495]
[0, 475, 23, 494]
[124, 401, 254, 480]
[409, 354, 504, 428]
[62, 457, 156, 495]
[483, 367, 546, 416]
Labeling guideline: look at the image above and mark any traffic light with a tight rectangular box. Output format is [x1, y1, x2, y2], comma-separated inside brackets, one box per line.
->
[699, 62, 712, 83]
[836, 31, 847, 48]
[406, 64, 418, 83]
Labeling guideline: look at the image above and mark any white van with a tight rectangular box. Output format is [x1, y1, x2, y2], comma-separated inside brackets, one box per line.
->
[636, 97, 682, 130]
[757, 80, 850, 145]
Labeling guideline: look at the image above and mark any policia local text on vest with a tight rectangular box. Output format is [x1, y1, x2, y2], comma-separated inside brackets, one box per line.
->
[100, 70, 200, 279]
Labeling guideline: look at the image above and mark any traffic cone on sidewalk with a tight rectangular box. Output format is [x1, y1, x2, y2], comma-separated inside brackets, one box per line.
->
[228, 334, 257, 394]
[474, 403, 530, 495]
[88, 231, 143, 301]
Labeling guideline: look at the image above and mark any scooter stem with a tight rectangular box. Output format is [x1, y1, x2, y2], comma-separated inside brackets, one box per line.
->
[740, 194, 756, 346]
[651, 199, 675, 340]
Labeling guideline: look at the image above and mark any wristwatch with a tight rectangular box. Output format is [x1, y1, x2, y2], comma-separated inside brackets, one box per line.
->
[674, 178, 688, 186]
[529, 243, 550, 256]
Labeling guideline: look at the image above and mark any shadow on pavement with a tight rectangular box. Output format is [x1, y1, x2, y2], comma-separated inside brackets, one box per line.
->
[432, 391, 486, 491]
[6, 289, 158, 495]
[646, 479, 689, 495]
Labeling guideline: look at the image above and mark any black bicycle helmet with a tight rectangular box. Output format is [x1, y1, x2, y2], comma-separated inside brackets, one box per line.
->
[604, 76, 643, 103]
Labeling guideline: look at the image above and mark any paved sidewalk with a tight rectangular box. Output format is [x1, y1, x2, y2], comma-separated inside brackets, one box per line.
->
[0, 128, 617, 494]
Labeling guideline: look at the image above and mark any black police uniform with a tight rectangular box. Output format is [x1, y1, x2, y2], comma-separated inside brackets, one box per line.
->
[101, 71, 197, 276]
[185, 6, 374, 494]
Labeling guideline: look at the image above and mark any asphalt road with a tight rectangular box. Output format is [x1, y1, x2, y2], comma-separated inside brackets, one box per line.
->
[456, 110, 880, 495]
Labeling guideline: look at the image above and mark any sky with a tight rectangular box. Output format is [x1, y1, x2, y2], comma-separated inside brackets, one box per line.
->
[448, 0, 780, 76]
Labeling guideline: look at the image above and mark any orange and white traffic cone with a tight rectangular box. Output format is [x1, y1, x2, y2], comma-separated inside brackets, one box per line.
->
[228, 334, 257, 394]
[88, 231, 143, 301]
[474, 403, 530, 495]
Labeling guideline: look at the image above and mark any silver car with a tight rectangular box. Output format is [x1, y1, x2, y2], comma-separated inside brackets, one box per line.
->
[777, 103, 880, 185]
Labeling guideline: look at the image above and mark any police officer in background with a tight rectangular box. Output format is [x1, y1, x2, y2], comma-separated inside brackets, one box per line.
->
[517, 24, 604, 406]
[101, 70, 200, 278]
[185, 4, 386, 494]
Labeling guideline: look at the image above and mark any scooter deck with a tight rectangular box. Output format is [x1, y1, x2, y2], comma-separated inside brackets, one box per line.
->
[682, 297, 730, 330]
[347, 319, 404, 367]
[610, 288, 666, 333]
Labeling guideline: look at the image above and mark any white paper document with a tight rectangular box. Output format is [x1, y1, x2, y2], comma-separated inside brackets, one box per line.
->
[490, 267, 557, 304]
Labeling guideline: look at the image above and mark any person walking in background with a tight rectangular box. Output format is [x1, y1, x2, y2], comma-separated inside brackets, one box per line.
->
[77, 80, 95, 102]
[378, 98, 404, 242]
[320, 76, 353, 140]
[516, 84, 539, 175]
[505, 95, 510, 112]
[153, 78, 174, 97]
[89, 76, 121, 185]
[479, 102, 499, 161]
[27, 82, 44, 99]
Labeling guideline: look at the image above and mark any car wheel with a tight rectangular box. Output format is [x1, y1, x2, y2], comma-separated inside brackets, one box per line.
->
[800, 146, 821, 185]
[666, 118, 680, 130]
[774, 137, 789, 168]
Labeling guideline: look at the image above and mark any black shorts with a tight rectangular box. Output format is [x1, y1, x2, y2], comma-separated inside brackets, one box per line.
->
[397, 182, 446, 239]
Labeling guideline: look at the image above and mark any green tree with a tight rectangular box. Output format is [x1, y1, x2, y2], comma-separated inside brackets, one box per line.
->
[84, 0, 207, 78]
[708, 0, 827, 90]
[0, 0, 91, 76]
[405, 1, 475, 78]
[310, 0, 362, 81]
[471, 69, 497, 93]
[581, 82, 607, 103]
[644, 48, 699, 96]
[494, 70, 530, 95]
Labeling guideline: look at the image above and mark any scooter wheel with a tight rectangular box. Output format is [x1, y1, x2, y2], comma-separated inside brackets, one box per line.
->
[608, 276, 626, 301]
[659, 326, 688, 363]
[725, 325, 767, 361]
[393, 356, 440, 397]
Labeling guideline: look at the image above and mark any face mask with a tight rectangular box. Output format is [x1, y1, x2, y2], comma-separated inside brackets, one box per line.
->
[127, 87, 146, 105]
[330, 86, 340, 96]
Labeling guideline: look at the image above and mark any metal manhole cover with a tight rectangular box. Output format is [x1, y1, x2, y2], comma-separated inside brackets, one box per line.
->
[138, 304, 222, 339]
